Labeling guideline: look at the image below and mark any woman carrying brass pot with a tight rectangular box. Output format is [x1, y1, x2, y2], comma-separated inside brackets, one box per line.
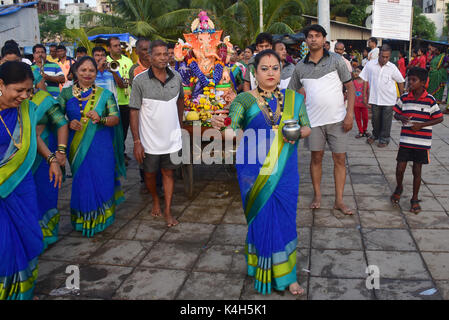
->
[212, 50, 311, 296]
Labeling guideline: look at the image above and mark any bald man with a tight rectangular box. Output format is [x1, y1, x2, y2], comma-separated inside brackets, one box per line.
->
[334, 42, 353, 72]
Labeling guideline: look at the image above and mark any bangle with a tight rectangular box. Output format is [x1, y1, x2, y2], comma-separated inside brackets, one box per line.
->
[46, 153, 56, 165]
[100, 117, 108, 125]
[134, 139, 141, 144]
[57, 144, 67, 153]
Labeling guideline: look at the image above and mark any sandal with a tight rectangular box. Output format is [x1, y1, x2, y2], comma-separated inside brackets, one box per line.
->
[390, 186, 403, 205]
[363, 131, 371, 138]
[410, 199, 422, 214]
[355, 133, 364, 139]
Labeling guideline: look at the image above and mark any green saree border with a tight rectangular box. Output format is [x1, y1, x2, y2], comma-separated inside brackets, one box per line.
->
[0, 100, 37, 198]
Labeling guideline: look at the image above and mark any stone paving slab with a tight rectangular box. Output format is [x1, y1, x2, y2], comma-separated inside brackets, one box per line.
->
[113, 268, 188, 300]
[310, 249, 367, 278]
[41, 236, 107, 263]
[308, 277, 374, 300]
[180, 205, 228, 224]
[362, 229, 417, 251]
[78, 265, 134, 299]
[297, 208, 313, 227]
[34, 260, 70, 295]
[421, 253, 449, 280]
[177, 272, 246, 300]
[405, 211, 449, 229]
[311, 227, 363, 250]
[193, 245, 246, 274]
[411, 229, 449, 252]
[160, 222, 216, 244]
[375, 279, 443, 300]
[140, 242, 202, 270]
[313, 209, 360, 228]
[436, 281, 449, 300]
[358, 210, 406, 229]
[210, 224, 247, 246]
[365, 251, 431, 280]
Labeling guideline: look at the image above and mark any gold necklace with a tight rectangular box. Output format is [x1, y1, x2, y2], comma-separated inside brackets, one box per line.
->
[73, 83, 96, 123]
[255, 87, 283, 130]
[0, 107, 22, 149]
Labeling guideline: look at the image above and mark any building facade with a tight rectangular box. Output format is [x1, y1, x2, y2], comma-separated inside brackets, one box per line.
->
[423, 0, 448, 13]
[96, 0, 112, 14]
[0, 0, 58, 13]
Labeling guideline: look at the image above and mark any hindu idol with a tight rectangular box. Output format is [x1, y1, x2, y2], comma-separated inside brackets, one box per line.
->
[175, 11, 236, 126]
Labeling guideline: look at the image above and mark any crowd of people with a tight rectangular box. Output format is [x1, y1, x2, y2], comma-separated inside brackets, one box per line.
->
[0, 26, 447, 299]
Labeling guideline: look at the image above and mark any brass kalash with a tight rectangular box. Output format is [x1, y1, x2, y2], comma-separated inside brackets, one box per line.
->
[106, 60, 130, 97]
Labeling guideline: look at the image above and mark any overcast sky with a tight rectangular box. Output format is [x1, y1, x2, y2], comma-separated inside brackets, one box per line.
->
[60, 0, 97, 8]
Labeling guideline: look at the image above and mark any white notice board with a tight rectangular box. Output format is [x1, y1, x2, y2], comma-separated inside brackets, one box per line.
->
[371, 0, 413, 41]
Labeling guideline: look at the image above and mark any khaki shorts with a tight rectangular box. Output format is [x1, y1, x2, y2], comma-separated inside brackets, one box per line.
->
[143, 150, 182, 173]
[309, 121, 347, 153]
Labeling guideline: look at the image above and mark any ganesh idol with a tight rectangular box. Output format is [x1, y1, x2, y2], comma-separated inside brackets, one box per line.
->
[175, 11, 237, 125]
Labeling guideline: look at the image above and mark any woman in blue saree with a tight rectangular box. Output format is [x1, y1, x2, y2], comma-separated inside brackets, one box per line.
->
[57, 56, 125, 238]
[32, 89, 68, 250]
[212, 50, 311, 295]
[0, 61, 63, 300]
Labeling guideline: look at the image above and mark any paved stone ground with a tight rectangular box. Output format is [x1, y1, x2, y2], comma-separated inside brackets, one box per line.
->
[35, 111, 449, 300]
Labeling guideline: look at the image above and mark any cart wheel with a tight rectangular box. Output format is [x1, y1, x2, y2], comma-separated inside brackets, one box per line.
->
[182, 164, 194, 198]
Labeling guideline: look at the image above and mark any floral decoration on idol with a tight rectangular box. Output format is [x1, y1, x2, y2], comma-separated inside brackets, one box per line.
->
[175, 10, 237, 127]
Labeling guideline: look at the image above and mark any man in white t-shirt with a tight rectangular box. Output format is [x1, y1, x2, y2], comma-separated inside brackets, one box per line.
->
[367, 37, 379, 61]
[360, 44, 405, 147]
[288, 24, 356, 215]
[129, 40, 184, 228]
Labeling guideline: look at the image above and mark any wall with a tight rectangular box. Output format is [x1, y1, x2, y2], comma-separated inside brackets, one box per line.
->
[423, 12, 445, 37]
[0, 7, 40, 47]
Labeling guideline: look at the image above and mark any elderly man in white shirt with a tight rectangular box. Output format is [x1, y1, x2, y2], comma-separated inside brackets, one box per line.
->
[360, 44, 405, 147]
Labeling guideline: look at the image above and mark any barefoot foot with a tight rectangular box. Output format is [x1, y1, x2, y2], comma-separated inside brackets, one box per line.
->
[310, 197, 321, 209]
[164, 213, 179, 227]
[150, 205, 162, 217]
[166, 217, 179, 228]
[288, 282, 305, 296]
[333, 203, 353, 215]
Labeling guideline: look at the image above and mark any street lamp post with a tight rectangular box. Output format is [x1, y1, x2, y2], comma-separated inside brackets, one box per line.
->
[260, 0, 264, 32]
[318, 0, 331, 40]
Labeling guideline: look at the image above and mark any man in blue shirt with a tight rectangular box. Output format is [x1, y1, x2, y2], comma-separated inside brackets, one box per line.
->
[92, 46, 125, 104]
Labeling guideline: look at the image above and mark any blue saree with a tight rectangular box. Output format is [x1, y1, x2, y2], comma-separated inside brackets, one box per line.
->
[229, 89, 310, 295]
[32, 90, 68, 250]
[58, 86, 125, 237]
[0, 100, 43, 300]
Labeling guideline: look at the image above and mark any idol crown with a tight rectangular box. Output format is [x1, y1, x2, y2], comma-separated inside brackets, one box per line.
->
[191, 10, 216, 34]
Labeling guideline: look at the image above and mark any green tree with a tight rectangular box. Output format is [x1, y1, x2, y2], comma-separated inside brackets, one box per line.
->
[412, 6, 437, 40]
[39, 11, 68, 41]
[195, 0, 310, 47]
[62, 28, 96, 53]
[329, 0, 371, 26]
[79, 0, 310, 48]
[80, 0, 198, 41]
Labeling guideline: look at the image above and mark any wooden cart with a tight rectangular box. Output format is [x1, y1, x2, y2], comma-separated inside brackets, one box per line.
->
[180, 122, 236, 198]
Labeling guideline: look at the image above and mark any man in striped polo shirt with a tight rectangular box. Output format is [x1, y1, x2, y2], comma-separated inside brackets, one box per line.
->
[31, 44, 65, 98]
[391, 67, 443, 214]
